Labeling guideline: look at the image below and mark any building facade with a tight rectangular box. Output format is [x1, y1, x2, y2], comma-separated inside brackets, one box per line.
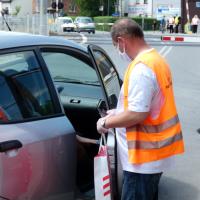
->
[182, 0, 200, 24]
[0, 0, 78, 16]
[122, 0, 181, 19]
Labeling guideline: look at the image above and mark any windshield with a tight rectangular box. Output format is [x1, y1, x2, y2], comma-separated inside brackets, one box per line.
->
[63, 19, 72, 24]
[80, 18, 93, 23]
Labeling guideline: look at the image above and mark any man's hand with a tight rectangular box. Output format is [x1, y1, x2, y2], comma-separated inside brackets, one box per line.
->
[97, 117, 108, 134]
[106, 109, 116, 118]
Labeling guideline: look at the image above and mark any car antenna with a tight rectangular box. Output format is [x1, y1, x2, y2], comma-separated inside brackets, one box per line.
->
[1, 10, 12, 31]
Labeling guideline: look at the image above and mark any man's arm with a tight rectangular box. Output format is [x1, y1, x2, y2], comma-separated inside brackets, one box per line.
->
[104, 110, 149, 129]
[97, 63, 156, 134]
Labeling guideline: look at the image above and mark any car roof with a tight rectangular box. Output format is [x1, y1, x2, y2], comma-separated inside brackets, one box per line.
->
[0, 31, 88, 52]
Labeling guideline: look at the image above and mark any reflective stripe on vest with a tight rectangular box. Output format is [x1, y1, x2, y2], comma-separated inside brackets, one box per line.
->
[128, 131, 182, 150]
[127, 114, 179, 133]
[123, 49, 184, 164]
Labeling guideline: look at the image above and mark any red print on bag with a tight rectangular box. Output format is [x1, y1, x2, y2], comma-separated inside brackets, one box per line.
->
[103, 175, 111, 196]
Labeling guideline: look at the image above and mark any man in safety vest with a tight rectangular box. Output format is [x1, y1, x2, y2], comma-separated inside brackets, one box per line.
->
[97, 18, 184, 200]
[174, 15, 179, 33]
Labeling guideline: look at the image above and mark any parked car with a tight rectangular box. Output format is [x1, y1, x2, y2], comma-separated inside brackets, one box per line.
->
[74, 17, 95, 34]
[0, 31, 122, 200]
[55, 17, 75, 32]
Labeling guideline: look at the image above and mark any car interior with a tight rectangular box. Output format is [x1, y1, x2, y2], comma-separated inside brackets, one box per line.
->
[56, 79, 107, 200]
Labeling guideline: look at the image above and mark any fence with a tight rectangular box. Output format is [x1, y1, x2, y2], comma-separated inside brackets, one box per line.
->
[0, 15, 159, 35]
[0, 14, 53, 35]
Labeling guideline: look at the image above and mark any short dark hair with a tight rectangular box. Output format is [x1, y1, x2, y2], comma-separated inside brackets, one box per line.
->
[111, 18, 144, 42]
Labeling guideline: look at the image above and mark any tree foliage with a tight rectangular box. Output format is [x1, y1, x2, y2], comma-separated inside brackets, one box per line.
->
[12, 5, 21, 16]
[75, 0, 115, 17]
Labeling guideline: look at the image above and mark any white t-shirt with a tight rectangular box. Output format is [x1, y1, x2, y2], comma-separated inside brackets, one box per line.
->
[192, 17, 199, 25]
[116, 49, 175, 174]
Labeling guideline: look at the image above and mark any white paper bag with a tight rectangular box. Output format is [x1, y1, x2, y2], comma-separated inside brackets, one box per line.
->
[94, 134, 112, 200]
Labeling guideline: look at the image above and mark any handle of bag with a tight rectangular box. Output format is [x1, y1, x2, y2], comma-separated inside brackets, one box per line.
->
[98, 134, 107, 153]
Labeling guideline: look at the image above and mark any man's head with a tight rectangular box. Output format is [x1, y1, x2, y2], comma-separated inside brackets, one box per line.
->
[111, 18, 144, 43]
[111, 18, 146, 60]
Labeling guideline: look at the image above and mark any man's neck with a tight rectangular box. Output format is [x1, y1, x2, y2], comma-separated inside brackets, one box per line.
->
[132, 41, 151, 59]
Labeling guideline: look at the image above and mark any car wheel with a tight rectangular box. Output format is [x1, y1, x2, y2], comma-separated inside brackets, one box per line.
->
[92, 31, 95, 34]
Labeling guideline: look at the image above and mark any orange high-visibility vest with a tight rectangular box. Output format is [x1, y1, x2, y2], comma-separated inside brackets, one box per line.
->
[124, 49, 184, 164]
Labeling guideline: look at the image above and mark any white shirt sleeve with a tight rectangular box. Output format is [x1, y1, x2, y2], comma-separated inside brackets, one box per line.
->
[128, 63, 158, 112]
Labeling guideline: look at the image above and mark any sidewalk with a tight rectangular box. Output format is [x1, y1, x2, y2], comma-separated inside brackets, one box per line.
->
[144, 30, 200, 37]
[132, 30, 200, 42]
[96, 29, 200, 38]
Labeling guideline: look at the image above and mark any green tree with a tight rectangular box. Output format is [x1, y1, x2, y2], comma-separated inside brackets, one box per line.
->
[75, 0, 115, 17]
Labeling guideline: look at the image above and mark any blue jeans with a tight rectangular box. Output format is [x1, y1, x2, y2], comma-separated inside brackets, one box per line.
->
[121, 171, 162, 200]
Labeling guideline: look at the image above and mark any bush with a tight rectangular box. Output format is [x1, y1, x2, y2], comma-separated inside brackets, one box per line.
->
[93, 16, 159, 31]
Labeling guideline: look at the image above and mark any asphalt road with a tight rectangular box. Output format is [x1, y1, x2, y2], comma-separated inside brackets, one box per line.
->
[61, 32, 200, 200]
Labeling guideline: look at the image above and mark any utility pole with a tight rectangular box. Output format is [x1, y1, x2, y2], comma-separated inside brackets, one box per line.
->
[120, 0, 123, 17]
[39, 0, 44, 34]
[107, 0, 110, 16]
[185, 0, 190, 22]
[56, 0, 59, 18]
[39, 0, 48, 35]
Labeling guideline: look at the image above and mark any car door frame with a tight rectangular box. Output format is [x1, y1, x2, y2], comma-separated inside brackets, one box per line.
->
[0, 45, 77, 200]
[88, 44, 122, 199]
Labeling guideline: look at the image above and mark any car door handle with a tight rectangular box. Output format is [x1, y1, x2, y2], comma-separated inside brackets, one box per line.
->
[70, 99, 81, 104]
[0, 140, 23, 153]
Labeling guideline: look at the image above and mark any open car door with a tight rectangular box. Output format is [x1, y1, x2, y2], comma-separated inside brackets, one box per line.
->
[88, 44, 122, 199]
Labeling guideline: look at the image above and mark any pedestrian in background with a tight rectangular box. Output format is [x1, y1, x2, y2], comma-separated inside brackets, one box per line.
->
[152, 19, 157, 32]
[174, 15, 179, 33]
[168, 16, 175, 33]
[160, 16, 166, 33]
[96, 18, 185, 200]
[191, 15, 199, 33]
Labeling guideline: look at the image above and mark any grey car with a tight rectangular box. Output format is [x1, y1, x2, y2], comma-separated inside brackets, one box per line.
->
[0, 31, 122, 200]
[74, 17, 95, 34]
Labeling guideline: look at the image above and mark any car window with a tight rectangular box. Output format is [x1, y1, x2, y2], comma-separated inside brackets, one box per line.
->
[0, 51, 59, 123]
[63, 19, 72, 24]
[80, 18, 92, 23]
[41, 51, 100, 85]
[92, 50, 120, 108]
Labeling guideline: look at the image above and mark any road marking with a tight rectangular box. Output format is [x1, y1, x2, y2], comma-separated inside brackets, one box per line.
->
[159, 46, 167, 55]
[80, 33, 87, 44]
[162, 46, 173, 58]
